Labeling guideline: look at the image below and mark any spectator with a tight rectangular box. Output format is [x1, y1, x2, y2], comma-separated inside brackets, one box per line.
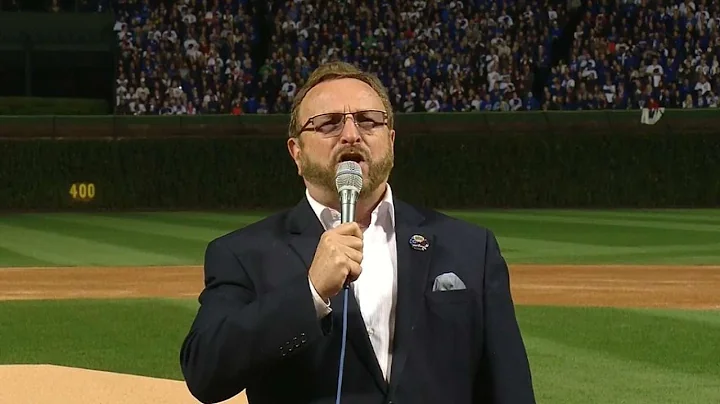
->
[102, 0, 719, 114]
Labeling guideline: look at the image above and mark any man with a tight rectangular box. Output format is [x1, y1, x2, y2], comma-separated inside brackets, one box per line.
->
[180, 61, 535, 404]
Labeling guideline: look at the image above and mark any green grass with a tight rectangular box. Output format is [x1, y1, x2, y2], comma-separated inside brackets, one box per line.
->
[2, 209, 720, 267]
[1, 300, 718, 403]
[0, 299, 194, 380]
[519, 308, 720, 403]
[517, 306, 720, 404]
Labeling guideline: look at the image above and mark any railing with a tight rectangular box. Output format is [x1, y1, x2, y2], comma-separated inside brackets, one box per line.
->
[0, 109, 718, 139]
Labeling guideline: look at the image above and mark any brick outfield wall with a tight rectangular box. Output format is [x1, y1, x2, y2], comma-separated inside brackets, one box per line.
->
[2, 127, 719, 211]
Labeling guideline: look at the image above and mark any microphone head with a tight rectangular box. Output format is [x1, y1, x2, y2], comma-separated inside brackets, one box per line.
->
[335, 161, 363, 194]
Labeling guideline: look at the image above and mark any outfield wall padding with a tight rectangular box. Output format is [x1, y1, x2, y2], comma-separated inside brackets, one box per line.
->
[1, 109, 718, 138]
[2, 131, 719, 211]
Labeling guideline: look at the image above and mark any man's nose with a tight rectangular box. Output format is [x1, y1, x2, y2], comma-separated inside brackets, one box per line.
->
[338, 115, 361, 144]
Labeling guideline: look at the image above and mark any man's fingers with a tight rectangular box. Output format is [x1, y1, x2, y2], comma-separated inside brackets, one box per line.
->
[341, 246, 363, 264]
[333, 222, 363, 238]
[346, 261, 362, 283]
[338, 235, 363, 251]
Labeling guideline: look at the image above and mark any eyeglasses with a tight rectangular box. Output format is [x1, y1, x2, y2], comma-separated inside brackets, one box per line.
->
[296, 109, 388, 138]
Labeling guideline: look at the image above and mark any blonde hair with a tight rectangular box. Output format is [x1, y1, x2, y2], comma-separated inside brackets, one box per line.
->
[288, 61, 394, 138]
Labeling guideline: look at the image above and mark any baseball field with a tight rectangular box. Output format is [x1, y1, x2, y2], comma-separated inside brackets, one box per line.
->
[1, 208, 719, 403]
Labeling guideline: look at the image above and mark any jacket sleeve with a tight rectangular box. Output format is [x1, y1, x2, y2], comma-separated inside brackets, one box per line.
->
[180, 236, 331, 404]
[473, 230, 536, 404]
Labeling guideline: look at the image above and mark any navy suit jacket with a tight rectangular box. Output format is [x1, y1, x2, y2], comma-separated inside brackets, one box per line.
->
[180, 196, 535, 404]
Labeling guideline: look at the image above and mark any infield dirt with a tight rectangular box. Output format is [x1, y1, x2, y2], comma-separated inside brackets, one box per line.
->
[1, 264, 719, 403]
[1, 264, 719, 309]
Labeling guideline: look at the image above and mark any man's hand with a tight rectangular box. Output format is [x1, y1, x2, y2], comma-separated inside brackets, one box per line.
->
[308, 222, 364, 301]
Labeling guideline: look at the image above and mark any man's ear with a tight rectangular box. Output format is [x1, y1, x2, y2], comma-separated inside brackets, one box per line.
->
[287, 136, 303, 176]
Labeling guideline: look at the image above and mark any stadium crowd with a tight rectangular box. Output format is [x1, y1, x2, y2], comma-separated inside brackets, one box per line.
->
[106, 0, 720, 115]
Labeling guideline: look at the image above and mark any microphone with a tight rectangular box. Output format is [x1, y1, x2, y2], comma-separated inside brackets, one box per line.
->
[335, 161, 363, 224]
[333, 160, 362, 404]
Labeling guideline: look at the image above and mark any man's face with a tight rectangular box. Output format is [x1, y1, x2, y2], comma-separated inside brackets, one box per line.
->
[287, 78, 395, 199]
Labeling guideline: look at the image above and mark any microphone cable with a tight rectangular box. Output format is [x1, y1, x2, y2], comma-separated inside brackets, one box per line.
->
[335, 284, 350, 404]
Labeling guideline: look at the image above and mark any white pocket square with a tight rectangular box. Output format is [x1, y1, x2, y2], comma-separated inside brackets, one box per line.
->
[432, 272, 466, 292]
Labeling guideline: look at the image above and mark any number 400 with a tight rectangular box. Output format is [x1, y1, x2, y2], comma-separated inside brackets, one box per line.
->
[69, 183, 96, 201]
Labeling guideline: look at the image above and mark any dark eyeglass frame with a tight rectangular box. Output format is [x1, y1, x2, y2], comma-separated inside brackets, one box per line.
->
[294, 109, 389, 138]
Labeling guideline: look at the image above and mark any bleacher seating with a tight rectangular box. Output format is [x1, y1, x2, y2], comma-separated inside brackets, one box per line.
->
[107, 0, 720, 115]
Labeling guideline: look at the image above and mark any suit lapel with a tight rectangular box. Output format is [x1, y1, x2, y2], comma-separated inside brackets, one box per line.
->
[286, 197, 324, 269]
[389, 199, 434, 392]
[286, 197, 388, 394]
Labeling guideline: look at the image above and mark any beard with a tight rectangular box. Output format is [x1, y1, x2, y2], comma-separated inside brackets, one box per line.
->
[299, 145, 394, 199]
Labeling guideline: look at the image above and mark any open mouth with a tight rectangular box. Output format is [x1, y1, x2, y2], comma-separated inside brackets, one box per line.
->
[338, 152, 365, 163]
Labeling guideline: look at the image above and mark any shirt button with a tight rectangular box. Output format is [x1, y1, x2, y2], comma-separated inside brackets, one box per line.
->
[367, 328, 374, 336]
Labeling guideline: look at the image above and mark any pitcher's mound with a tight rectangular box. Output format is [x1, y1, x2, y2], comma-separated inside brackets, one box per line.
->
[0, 364, 248, 404]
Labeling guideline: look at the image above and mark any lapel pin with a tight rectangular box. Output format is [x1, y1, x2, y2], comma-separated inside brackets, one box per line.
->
[409, 234, 429, 251]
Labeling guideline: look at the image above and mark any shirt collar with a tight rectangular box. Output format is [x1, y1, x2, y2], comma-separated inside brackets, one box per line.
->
[305, 184, 396, 231]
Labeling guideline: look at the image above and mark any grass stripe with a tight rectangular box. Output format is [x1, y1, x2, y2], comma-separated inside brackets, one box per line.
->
[517, 306, 720, 377]
[452, 213, 720, 248]
[500, 237, 720, 257]
[0, 223, 185, 266]
[96, 212, 261, 234]
[489, 219, 712, 247]
[0, 298, 195, 380]
[160, 297, 201, 311]
[38, 213, 225, 242]
[497, 237, 625, 256]
[131, 211, 267, 228]
[503, 238, 720, 257]
[448, 208, 720, 220]
[530, 210, 720, 224]
[171, 211, 271, 223]
[646, 209, 720, 215]
[503, 237, 720, 264]
[4, 210, 720, 266]
[0, 246, 57, 267]
[7, 216, 205, 265]
[626, 308, 720, 327]
[524, 335, 720, 404]
[126, 213, 242, 231]
[453, 211, 720, 233]
[513, 253, 720, 265]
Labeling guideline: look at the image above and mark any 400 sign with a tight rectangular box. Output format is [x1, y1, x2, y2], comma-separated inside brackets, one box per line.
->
[69, 182, 96, 202]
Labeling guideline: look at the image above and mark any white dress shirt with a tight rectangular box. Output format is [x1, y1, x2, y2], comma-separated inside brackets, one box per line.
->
[306, 184, 398, 382]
